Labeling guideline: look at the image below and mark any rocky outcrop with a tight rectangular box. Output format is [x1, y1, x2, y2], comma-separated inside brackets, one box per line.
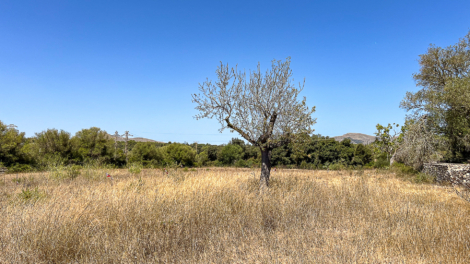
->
[423, 163, 470, 185]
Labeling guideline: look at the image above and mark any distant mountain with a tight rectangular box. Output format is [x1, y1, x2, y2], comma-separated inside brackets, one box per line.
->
[333, 133, 376, 145]
[106, 133, 164, 143]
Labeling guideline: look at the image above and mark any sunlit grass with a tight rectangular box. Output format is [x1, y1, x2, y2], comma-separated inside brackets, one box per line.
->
[0, 168, 469, 263]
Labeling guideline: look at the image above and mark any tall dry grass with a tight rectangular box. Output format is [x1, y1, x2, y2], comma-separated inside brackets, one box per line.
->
[0, 168, 469, 263]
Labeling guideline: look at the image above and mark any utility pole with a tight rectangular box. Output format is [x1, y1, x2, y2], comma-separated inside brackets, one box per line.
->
[113, 131, 120, 159]
[123, 131, 133, 165]
[194, 141, 198, 154]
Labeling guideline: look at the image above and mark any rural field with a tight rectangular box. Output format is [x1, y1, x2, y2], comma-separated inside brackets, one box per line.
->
[1, 168, 469, 263]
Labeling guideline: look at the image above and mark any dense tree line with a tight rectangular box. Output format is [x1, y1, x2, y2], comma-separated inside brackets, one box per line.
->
[0, 121, 376, 172]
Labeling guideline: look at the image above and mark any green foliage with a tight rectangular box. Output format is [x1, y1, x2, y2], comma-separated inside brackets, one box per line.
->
[161, 143, 196, 166]
[373, 123, 400, 161]
[390, 162, 434, 183]
[35, 128, 72, 159]
[195, 151, 209, 166]
[201, 145, 220, 161]
[352, 144, 373, 166]
[71, 127, 112, 163]
[0, 121, 383, 170]
[374, 153, 389, 169]
[7, 164, 33, 173]
[234, 159, 248, 167]
[0, 120, 26, 166]
[414, 173, 435, 183]
[328, 163, 346, 170]
[129, 142, 164, 166]
[218, 144, 243, 165]
[391, 162, 418, 176]
[400, 31, 470, 162]
[18, 187, 46, 203]
[128, 162, 143, 175]
[68, 165, 81, 179]
[48, 165, 68, 180]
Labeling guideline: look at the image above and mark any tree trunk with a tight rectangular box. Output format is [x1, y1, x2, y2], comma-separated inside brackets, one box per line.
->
[260, 148, 272, 190]
[390, 151, 396, 167]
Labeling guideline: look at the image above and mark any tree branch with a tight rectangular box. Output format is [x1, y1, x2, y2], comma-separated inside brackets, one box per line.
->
[225, 118, 256, 145]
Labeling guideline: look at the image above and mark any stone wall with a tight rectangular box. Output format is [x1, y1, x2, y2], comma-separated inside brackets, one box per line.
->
[423, 163, 470, 185]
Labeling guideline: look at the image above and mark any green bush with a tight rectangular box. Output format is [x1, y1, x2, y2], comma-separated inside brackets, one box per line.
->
[129, 163, 143, 175]
[245, 157, 260, 168]
[18, 187, 46, 203]
[391, 162, 418, 176]
[374, 154, 390, 168]
[48, 165, 67, 180]
[218, 144, 243, 165]
[161, 143, 196, 166]
[414, 172, 435, 183]
[8, 164, 33, 173]
[329, 163, 345, 170]
[235, 159, 248, 168]
[196, 151, 209, 166]
[67, 165, 81, 179]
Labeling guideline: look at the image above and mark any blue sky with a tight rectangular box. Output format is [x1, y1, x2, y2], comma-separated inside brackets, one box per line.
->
[1, 0, 469, 144]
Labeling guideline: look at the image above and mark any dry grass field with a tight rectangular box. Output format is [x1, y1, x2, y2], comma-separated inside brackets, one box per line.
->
[0, 167, 469, 263]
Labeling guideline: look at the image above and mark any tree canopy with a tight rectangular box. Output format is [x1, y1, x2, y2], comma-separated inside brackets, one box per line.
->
[400, 31, 470, 162]
[192, 57, 316, 188]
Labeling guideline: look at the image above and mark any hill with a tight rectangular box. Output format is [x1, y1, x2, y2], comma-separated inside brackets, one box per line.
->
[333, 133, 376, 144]
[106, 133, 164, 143]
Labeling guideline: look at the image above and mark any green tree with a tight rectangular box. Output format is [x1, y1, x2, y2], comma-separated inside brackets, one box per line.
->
[0, 121, 26, 166]
[218, 144, 243, 165]
[400, 31, 470, 162]
[195, 151, 209, 166]
[193, 57, 316, 189]
[373, 123, 400, 164]
[201, 145, 222, 162]
[71, 127, 112, 163]
[35, 129, 72, 158]
[161, 143, 196, 166]
[129, 142, 164, 166]
[441, 76, 470, 160]
[352, 144, 372, 166]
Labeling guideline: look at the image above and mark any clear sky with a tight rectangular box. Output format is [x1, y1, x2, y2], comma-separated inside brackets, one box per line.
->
[1, 0, 469, 144]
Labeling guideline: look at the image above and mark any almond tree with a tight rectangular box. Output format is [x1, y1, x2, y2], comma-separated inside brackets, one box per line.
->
[192, 57, 316, 189]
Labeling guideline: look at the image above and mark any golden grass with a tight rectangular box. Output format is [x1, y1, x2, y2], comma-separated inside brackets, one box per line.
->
[1, 168, 469, 263]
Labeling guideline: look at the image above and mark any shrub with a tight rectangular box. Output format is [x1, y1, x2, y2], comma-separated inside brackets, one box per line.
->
[18, 187, 46, 203]
[161, 143, 196, 166]
[391, 162, 418, 176]
[67, 165, 81, 179]
[218, 144, 243, 165]
[414, 172, 435, 183]
[8, 164, 33, 173]
[235, 159, 248, 168]
[129, 163, 143, 175]
[374, 154, 390, 168]
[329, 163, 345, 170]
